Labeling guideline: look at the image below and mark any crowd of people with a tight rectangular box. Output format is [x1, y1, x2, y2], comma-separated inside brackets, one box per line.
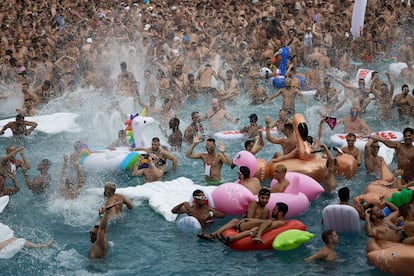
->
[1, 0, 414, 267]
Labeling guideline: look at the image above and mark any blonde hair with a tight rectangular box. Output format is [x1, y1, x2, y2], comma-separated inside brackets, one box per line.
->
[275, 164, 287, 173]
[104, 182, 117, 192]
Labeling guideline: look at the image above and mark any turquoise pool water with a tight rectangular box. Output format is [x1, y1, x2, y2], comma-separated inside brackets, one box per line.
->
[0, 77, 403, 275]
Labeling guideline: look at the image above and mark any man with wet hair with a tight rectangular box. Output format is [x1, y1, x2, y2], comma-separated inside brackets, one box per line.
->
[0, 114, 37, 137]
[22, 159, 52, 194]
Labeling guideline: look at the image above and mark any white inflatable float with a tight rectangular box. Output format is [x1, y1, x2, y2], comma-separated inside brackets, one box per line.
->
[322, 204, 361, 232]
[330, 131, 403, 165]
[0, 223, 26, 259]
[80, 115, 170, 171]
[0, 112, 82, 137]
[0, 196, 9, 213]
[214, 128, 278, 140]
[388, 62, 411, 79]
[131, 115, 170, 149]
[86, 177, 216, 223]
[81, 147, 132, 171]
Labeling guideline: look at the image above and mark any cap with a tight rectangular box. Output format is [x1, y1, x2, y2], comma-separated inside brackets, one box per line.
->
[306, 27, 311, 31]
[144, 24, 151, 31]
[248, 113, 258, 122]
[86, 37, 92, 43]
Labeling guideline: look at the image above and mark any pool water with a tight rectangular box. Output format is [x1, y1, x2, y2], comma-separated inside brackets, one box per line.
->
[0, 73, 403, 275]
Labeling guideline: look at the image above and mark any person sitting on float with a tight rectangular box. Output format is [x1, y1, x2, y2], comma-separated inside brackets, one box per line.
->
[197, 188, 271, 241]
[171, 189, 225, 230]
[364, 203, 404, 243]
[237, 166, 261, 195]
[341, 133, 362, 166]
[132, 153, 164, 183]
[217, 202, 288, 244]
[244, 135, 264, 156]
[269, 164, 289, 193]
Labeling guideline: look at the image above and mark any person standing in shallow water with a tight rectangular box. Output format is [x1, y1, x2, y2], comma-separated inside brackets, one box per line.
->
[168, 117, 182, 151]
[186, 135, 232, 184]
[304, 230, 339, 262]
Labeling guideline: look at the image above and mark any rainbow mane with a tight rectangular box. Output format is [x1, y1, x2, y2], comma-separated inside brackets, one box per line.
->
[78, 143, 92, 165]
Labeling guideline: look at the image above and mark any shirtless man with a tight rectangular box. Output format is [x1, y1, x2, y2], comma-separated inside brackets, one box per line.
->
[101, 182, 134, 218]
[0, 114, 37, 137]
[216, 69, 240, 103]
[320, 144, 338, 192]
[371, 127, 414, 183]
[304, 61, 324, 90]
[304, 230, 339, 262]
[341, 133, 362, 166]
[117, 62, 137, 97]
[219, 202, 288, 244]
[239, 113, 263, 139]
[265, 116, 297, 158]
[244, 135, 265, 156]
[198, 188, 271, 240]
[337, 108, 371, 135]
[186, 136, 233, 184]
[89, 202, 118, 259]
[106, 130, 129, 150]
[183, 111, 205, 144]
[400, 61, 414, 85]
[364, 138, 383, 175]
[397, 37, 414, 64]
[336, 78, 372, 113]
[134, 137, 177, 172]
[172, 189, 225, 230]
[269, 109, 292, 133]
[197, 64, 218, 95]
[314, 76, 340, 110]
[392, 84, 413, 121]
[237, 166, 261, 195]
[0, 145, 26, 176]
[248, 76, 268, 105]
[132, 153, 164, 183]
[264, 78, 306, 114]
[59, 155, 84, 200]
[364, 204, 403, 243]
[269, 164, 289, 193]
[0, 173, 20, 196]
[21, 159, 52, 194]
[137, 94, 162, 119]
[371, 72, 394, 121]
[200, 98, 239, 133]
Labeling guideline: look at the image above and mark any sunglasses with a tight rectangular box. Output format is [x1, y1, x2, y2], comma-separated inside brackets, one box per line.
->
[346, 139, 356, 142]
[193, 195, 207, 200]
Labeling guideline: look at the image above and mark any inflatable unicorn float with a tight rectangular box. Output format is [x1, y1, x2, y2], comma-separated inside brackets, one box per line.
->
[80, 110, 169, 171]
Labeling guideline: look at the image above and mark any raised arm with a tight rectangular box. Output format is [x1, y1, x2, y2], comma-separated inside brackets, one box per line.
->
[186, 135, 203, 159]
[59, 155, 69, 195]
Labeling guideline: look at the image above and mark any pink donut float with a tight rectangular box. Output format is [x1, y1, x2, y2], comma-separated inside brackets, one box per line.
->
[270, 172, 325, 201]
[232, 150, 257, 177]
[211, 182, 255, 215]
